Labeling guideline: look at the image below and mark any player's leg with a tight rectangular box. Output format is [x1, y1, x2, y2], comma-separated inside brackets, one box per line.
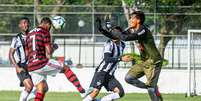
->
[83, 88, 100, 101]
[83, 71, 106, 101]
[99, 77, 124, 101]
[62, 65, 86, 96]
[18, 70, 33, 101]
[144, 61, 162, 101]
[34, 80, 48, 101]
[26, 87, 36, 101]
[29, 67, 50, 101]
[125, 64, 147, 89]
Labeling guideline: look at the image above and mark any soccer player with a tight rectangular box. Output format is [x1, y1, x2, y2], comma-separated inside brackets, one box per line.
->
[9, 17, 34, 101]
[97, 11, 163, 101]
[25, 17, 90, 101]
[83, 26, 132, 101]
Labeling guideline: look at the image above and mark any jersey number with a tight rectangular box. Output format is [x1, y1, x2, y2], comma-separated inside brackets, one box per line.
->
[30, 35, 36, 60]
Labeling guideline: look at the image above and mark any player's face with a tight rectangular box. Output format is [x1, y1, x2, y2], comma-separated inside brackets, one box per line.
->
[129, 15, 140, 28]
[19, 19, 29, 33]
[44, 23, 52, 31]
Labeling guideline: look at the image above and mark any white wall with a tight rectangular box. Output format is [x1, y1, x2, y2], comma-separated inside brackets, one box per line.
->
[0, 68, 201, 94]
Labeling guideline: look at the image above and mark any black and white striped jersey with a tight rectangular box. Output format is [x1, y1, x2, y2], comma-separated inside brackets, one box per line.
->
[96, 39, 125, 76]
[10, 33, 27, 63]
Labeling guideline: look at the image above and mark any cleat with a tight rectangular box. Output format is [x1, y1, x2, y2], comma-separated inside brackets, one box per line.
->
[81, 87, 94, 98]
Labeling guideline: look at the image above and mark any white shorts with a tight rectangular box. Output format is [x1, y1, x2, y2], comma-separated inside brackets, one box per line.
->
[30, 59, 63, 85]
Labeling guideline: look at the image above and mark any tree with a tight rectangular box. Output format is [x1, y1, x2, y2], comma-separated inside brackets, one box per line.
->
[120, 0, 200, 58]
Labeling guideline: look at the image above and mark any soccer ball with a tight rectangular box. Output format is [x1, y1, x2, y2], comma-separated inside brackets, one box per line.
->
[52, 16, 66, 30]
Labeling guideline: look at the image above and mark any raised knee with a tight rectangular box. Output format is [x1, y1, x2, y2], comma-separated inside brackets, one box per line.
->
[125, 74, 134, 84]
[114, 87, 124, 98]
[147, 87, 155, 94]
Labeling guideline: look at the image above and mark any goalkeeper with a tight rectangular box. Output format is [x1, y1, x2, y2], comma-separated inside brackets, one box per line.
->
[97, 11, 163, 101]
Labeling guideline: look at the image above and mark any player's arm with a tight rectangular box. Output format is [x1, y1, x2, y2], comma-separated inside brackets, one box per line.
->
[44, 32, 53, 59]
[96, 17, 119, 40]
[9, 48, 20, 68]
[120, 28, 146, 41]
[104, 53, 121, 63]
[9, 38, 24, 73]
[104, 53, 133, 63]
[45, 44, 52, 59]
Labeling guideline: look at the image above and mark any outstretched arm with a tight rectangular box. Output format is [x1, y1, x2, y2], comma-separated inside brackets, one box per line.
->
[96, 17, 119, 40]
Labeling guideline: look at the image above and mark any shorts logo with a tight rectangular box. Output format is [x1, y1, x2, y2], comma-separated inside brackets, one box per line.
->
[96, 80, 101, 86]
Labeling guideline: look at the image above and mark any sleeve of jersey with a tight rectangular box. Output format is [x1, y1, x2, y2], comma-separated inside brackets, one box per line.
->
[99, 28, 119, 40]
[43, 32, 51, 46]
[104, 53, 120, 63]
[10, 37, 18, 49]
[103, 42, 120, 63]
[121, 29, 146, 41]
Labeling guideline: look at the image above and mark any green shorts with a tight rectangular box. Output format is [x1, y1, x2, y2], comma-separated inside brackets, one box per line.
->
[127, 59, 162, 87]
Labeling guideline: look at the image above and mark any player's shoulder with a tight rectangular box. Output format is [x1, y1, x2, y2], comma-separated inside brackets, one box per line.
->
[105, 39, 113, 45]
[29, 27, 41, 33]
[12, 33, 21, 41]
[28, 27, 49, 36]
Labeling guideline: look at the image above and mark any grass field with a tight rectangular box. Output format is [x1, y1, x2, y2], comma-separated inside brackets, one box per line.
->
[0, 91, 201, 101]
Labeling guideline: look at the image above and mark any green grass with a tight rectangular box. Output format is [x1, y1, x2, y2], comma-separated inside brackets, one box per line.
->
[0, 91, 201, 101]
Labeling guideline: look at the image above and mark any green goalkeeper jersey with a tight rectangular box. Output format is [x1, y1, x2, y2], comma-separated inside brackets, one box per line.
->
[100, 25, 162, 64]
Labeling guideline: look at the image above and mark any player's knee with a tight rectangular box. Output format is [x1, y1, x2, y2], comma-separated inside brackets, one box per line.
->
[147, 87, 156, 94]
[113, 87, 124, 98]
[125, 74, 136, 84]
[90, 88, 99, 99]
[25, 85, 33, 93]
[24, 80, 33, 93]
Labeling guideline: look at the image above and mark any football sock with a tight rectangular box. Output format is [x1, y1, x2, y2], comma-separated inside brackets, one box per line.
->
[147, 87, 159, 101]
[27, 87, 36, 101]
[34, 92, 45, 101]
[155, 86, 161, 96]
[19, 90, 29, 101]
[82, 95, 93, 101]
[100, 92, 120, 101]
[64, 66, 85, 93]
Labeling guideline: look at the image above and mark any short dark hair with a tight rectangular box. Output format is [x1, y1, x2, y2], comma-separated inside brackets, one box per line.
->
[113, 26, 123, 32]
[131, 11, 145, 24]
[19, 17, 30, 23]
[40, 17, 52, 25]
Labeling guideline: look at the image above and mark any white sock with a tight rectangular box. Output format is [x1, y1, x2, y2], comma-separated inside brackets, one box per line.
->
[82, 95, 92, 101]
[26, 87, 36, 101]
[100, 93, 120, 101]
[19, 90, 29, 101]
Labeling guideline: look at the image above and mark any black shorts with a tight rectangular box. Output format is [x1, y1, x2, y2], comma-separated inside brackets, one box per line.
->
[17, 69, 31, 87]
[90, 71, 123, 91]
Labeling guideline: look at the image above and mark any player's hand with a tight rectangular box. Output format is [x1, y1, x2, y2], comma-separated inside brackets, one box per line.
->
[52, 43, 58, 50]
[121, 55, 133, 62]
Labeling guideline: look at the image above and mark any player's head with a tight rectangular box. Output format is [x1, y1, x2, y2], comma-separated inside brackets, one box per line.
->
[18, 17, 30, 33]
[129, 11, 145, 28]
[39, 17, 52, 31]
[111, 26, 123, 43]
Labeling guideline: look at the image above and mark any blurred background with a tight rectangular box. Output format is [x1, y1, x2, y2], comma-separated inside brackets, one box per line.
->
[0, 0, 201, 69]
[0, 0, 201, 97]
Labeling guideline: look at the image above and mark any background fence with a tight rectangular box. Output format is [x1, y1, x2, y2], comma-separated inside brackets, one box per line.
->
[0, 4, 201, 69]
